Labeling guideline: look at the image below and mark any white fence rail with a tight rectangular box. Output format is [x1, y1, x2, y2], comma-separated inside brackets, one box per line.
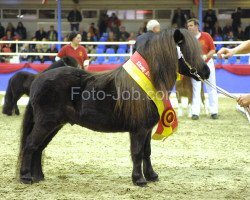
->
[0, 40, 250, 58]
[0, 40, 135, 57]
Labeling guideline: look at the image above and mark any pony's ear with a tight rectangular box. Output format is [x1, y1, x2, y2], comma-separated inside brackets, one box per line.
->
[174, 29, 184, 44]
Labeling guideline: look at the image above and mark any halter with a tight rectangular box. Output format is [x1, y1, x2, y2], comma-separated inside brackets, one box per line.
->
[177, 46, 237, 100]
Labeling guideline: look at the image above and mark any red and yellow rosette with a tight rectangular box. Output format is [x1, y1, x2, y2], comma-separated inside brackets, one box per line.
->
[123, 52, 178, 140]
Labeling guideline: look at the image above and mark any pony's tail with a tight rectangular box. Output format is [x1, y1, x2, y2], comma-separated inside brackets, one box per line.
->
[17, 101, 34, 175]
[2, 78, 14, 115]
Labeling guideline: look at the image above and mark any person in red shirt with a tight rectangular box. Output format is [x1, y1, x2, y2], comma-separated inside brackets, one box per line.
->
[56, 31, 89, 69]
[187, 18, 218, 120]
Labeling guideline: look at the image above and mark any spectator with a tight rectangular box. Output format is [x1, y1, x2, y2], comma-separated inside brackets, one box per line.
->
[88, 22, 99, 39]
[0, 22, 5, 39]
[85, 32, 96, 54]
[106, 31, 117, 50]
[98, 13, 108, 37]
[118, 26, 130, 41]
[56, 31, 89, 69]
[35, 27, 47, 41]
[33, 44, 44, 63]
[135, 19, 160, 51]
[107, 13, 121, 35]
[41, 37, 49, 52]
[187, 18, 218, 120]
[203, 9, 217, 37]
[215, 22, 223, 37]
[61, 35, 68, 47]
[79, 26, 87, 41]
[29, 37, 37, 52]
[231, 7, 242, 34]
[86, 31, 97, 42]
[171, 8, 187, 28]
[2, 30, 16, 52]
[127, 32, 136, 41]
[235, 26, 245, 41]
[67, 4, 82, 31]
[222, 22, 232, 36]
[19, 43, 30, 62]
[15, 22, 27, 40]
[2, 44, 12, 63]
[45, 44, 58, 62]
[5, 22, 15, 37]
[223, 31, 237, 48]
[137, 21, 147, 36]
[47, 25, 58, 41]
[244, 23, 250, 40]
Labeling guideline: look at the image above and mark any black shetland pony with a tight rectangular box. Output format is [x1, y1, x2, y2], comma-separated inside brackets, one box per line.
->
[18, 29, 210, 186]
[2, 56, 78, 116]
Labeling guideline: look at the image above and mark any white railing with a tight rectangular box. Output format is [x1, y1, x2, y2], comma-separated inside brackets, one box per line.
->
[0, 40, 136, 57]
[0, 40, 249, 58]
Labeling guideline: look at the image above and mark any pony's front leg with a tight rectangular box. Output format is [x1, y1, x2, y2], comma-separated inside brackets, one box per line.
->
[143, 130, 159, 182]
[14, 104, 20, 115]
[129, 129, 148, 186]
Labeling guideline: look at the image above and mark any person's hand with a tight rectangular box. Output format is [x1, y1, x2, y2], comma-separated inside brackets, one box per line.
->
[217, 47, 234, 59]
[237, 94, 250, 107]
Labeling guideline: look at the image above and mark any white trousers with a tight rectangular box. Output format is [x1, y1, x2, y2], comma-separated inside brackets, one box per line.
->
[191, 59, 218, 116]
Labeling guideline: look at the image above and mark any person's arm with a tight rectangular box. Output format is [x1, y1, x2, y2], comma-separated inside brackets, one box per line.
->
[82, 46, 89, 69]
[217, 40, 250, 59]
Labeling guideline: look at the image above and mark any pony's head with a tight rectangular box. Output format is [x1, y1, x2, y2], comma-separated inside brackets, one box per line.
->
[60, 56, 79, 68]
[45, 56, 79, 72]
[137, 28, 210, 92]
[174, 29, 210, 81]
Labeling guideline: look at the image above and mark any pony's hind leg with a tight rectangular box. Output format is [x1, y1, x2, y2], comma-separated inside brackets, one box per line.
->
[32, 125, 63, 182]
[20, 123, 58, 184]
[129, 128, 148, 186]
[143, 130, 159, 182]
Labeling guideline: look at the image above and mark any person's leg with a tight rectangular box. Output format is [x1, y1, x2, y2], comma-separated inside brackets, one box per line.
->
[75, 23, 79, 31]
[70, 23, 74, 31]
[205, 60, 218, 118]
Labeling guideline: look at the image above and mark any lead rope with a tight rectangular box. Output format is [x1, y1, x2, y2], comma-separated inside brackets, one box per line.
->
[180, 52, 250, 122]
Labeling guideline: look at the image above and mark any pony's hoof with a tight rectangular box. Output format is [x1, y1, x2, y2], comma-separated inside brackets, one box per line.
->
[20, 173, 33, 184]
[144, 172, 159, 182]
[133, 177, 147, 187]
[2, 111, 12, 116]
[33, 176, 44, 183]
[33, 174, 44, 183]
[15, 110, 20, 115]
[20, 176, 33, 184]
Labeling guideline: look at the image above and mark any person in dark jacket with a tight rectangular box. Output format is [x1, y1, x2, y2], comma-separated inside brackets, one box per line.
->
[67, 5, 82, 31]
[16, 22, 27, 40]
[0, 22, 5, 39]
[134, 19, 161, 51]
